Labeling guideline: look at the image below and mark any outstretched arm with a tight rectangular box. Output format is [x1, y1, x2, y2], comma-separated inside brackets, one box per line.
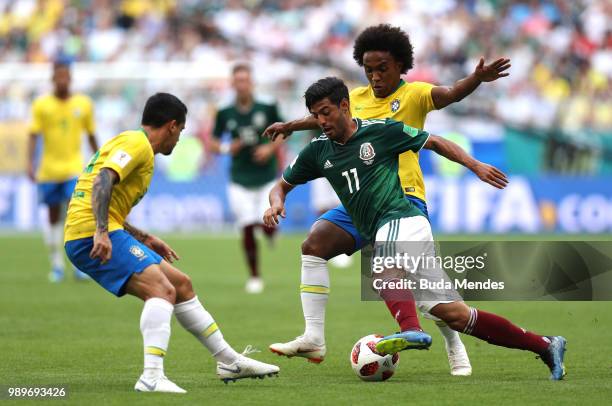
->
[263, 115, 319, 141]
[423, 135, 509, 189]
[431, 57, 511, 109]
[263, 179, 295, 227]
[90, 168, 118, 263]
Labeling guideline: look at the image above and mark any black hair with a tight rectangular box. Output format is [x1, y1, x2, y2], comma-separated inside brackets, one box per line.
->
[232, 62, 251, 75]
[304, 77, 349, 110]
[141, 93, 187, 127]
[353, 24, 414, 73]
[53, 61, 70, 72]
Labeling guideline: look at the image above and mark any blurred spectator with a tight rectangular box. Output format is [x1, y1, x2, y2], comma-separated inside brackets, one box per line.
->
[0, 0, 609, 175]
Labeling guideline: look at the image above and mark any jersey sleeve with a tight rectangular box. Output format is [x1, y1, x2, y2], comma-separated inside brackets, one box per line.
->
[409, 81, 436, 113]
[83, 97, 96, 134]
[212, 110, 225, 139]
[282, 142, 321, 185]
[29, 99, 43, 134]
[101, 136, 149, 182]
[384, 120, 430, 155]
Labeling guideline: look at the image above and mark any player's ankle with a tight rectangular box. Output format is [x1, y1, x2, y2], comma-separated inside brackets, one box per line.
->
[303, 333, 325, 346]
[143, 367, 163, 381]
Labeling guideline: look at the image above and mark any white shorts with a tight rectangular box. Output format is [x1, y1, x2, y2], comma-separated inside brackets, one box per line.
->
[310, 177, 340, 213]
[227, 181, 275, 227]
[374, 216, 462, 319]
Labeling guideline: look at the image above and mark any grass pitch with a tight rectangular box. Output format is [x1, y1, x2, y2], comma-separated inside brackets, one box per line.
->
[1, 234, 611, 405]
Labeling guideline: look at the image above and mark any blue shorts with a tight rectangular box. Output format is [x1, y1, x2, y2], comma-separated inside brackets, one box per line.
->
[318, 195, 429, 254]
[65, 230, 162, 297]
[38, 178, 78, 206]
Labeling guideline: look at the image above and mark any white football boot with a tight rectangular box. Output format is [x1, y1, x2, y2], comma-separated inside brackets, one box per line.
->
[269, 336, 326, 364]
[245, 277, 264, 294]
[446, 340, 472, 376]
[217, 350, 280, 383]
[134, 374, 187, 393]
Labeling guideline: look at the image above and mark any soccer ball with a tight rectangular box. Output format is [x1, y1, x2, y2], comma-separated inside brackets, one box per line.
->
[350, 334, 399, 381]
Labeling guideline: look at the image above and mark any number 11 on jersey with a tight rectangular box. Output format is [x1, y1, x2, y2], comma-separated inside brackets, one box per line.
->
[342, 168, 360, 193]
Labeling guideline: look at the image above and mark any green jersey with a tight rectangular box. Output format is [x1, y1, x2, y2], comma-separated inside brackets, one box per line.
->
[213, 101, 282, 187]
[283, 118, 429, 241]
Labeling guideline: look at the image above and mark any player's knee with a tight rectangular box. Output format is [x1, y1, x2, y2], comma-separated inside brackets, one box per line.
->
[174, 273, 194, 302]
[163, 284, 177, 304]
[380, 267, 405, 280]
[149, 281, 176, 304]
[301, 236, 325, 257]
[431, 302, 470, 331]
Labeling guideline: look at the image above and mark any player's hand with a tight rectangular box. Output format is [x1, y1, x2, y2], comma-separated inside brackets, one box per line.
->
[144, 235, 180, 263]
[90, 229, 112, 264]
[474, 57, 511, 82]
[263, 122, 293, 141]
[471, 162, 509, 189]
[253, 144, 275, 164]
[263, 205, 286, 228]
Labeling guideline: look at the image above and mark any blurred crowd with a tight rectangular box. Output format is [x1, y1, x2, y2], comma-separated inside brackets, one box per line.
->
[0, 0, 610, 140]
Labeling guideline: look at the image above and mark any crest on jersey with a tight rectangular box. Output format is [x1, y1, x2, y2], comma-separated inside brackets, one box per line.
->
[359, 142, 376, 165]
[129, 245, 145, 260]
[253, 111, 267, 128]
[390, 98, 400, 113]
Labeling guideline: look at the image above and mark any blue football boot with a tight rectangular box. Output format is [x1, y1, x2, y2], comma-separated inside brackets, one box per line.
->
[375, 330, 432, 355]
[48, 267, 64, 283]
[538, 336, 567, 380]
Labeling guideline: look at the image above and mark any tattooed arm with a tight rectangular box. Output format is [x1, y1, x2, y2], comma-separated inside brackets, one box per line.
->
[89, 168, 118, 263]
[124, 221, 180, 263]
[123, 222, 151, 243]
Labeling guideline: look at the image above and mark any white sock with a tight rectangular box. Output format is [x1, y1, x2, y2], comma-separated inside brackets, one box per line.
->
[174, 296, 240, 365]
[300, 255, 329, 346]
[436, 320, 462, 348]
[48, 222, 64, 270]
[140, 298, 173, 380]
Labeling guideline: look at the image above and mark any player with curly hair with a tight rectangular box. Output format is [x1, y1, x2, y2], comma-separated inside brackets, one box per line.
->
[264, 24, 510, 376]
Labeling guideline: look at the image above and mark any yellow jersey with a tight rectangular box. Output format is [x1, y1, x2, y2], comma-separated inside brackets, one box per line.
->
[350, 80, 435, 201]
[64, 130, 154, 242]
[29, 93, 96, 182]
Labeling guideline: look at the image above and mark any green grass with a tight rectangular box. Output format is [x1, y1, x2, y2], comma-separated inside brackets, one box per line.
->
[1, 234, 611, 405]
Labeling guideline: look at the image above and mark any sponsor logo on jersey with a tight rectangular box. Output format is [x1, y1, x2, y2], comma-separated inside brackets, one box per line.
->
[359, 142, 376, 165]
[324, 160, 333, 169]
[390, 98, 400, 113]
[129, 245, 146, 259]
